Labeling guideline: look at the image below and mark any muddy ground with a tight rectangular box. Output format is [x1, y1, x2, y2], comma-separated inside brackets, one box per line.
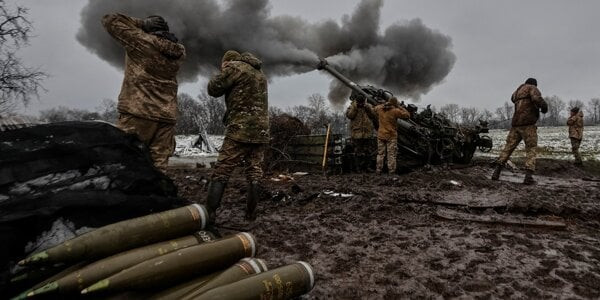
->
[168, 158, 600, 299]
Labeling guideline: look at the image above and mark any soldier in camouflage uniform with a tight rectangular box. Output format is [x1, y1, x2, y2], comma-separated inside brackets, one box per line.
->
[205, 50, 269, 226]
[345, 94, 376, 172]
[492, 78, 548, 184]
[567, 107, 584, 165]
[373, 97, 410, 175]
[102, 14, 186, 173]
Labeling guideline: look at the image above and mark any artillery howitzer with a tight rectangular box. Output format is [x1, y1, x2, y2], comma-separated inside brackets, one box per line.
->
[317, 58, 492, 169]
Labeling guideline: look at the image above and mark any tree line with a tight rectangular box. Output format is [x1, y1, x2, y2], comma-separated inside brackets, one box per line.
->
[30, 92, 600, 136]
[437, 96, 600, 129]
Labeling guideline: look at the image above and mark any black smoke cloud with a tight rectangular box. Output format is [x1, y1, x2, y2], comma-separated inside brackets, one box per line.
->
[77, 0, 456, 105]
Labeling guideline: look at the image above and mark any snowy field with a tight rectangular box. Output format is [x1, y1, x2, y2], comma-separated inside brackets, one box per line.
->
[174, 135, 224, 157]
[478, 126, 600, 161]
[174, 126, 600, 162]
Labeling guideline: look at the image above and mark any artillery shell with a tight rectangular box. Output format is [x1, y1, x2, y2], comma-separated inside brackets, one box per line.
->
[27, 231, 215, 297]
[19, 204, 208, 266]
[192, 261, 315, 300]
[81, 232, 256, 295]
[147, 272, 217, 300]
[10, 261, 88, 300]
[179, 258, 268, 300]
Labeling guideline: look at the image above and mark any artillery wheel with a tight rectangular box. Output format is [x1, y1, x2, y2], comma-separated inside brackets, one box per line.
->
[478, 135, 493, 153]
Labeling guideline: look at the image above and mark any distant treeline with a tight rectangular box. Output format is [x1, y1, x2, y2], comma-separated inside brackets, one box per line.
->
[436, 96, 600, 129]
[32, 93, 600, 136]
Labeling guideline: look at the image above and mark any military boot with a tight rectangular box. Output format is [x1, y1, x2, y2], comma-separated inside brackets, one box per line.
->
[245, 181, 260, 221]
[523, 170, 536, 185]
[491, 164, 503, 180]
[205, 180, 226, 226]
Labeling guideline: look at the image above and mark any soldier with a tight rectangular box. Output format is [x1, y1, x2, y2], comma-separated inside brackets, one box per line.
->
[102, 14, 186, 173]
[345, 94, 376, 172]
[373, 97, 410, 175]
[205, 50, 269, 226]
[567, 107, 584, 165]
[491, 78, 548, 184]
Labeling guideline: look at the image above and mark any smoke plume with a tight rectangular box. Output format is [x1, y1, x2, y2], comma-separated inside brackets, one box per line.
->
[77, 0, 456, 105]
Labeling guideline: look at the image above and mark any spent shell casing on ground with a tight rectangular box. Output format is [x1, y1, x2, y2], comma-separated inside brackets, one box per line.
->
[81, 232, 257, 295]
[179, 258, 268, 300]
[192, 261, 315, 300]
[19, 204, 208, 266]
[27, 231, 215, 297]
[10, 261, 88, 300]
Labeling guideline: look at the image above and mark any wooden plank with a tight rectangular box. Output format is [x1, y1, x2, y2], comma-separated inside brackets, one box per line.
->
[435, 208, 567, 229]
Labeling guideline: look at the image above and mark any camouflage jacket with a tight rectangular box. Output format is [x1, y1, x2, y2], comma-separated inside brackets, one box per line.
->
[207, 53, 269, 144]
[102, 14, 186, 124]
[511, 84, 548, 127]
[374, 104, 410, 141]
[345, 101, 375, 139]
[567, 111, 584, 139]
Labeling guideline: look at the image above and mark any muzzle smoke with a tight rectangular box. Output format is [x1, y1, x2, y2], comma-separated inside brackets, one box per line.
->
[77, 0, 455, 105]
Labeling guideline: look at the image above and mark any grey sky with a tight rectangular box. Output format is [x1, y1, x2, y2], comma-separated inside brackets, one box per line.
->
[16, 0, 600, 115]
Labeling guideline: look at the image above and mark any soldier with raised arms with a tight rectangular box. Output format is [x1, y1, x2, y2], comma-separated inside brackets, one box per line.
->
[205, 50, 269, 227]
[373, 97, 410, 175]
[491, 78, 548, 184]
[102, 13, 186, 173]
[345, 93, 376, 172]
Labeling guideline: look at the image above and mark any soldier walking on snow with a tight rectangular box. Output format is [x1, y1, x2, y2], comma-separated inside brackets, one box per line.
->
[345, 93, 376, 172]
[373, 97, 410, 175]
[205, 50, 269, 227]
[567, 107, 584, 166]
[491, 78, 548, 184]
[103, 14, 186, 173]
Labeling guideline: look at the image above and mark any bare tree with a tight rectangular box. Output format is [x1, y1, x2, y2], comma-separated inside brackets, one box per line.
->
[39, 106, 99, 122]
[586, 98, 600, 124]
[95, 98, 117, 123]
[201, 92, 226, 134]
[0, 1, 46, 115]
[459, 107, 480, 126]
[439, 103, 460, 123]
[545, 95, 566, 126]
[568, 99, 584, 111]
[480, 109, 493, 122]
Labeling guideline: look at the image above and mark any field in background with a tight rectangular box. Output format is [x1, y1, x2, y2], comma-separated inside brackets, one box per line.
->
[478, 126, 600, 161]
[173, 126, 600, 162]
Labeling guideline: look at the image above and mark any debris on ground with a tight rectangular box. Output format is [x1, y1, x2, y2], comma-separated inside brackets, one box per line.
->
[170, 157, 600, 299]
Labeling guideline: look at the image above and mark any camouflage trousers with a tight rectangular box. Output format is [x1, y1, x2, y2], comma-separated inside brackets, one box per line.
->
[212, 137, 266, 182]
[376, 138, 398, 174]
[570, 137, 582, 163]
[497, 125, 537, 171]
[117, 113, 175, 173]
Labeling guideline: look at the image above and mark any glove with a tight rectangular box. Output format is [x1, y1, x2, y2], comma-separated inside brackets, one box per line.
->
[142, 16, 169, 33]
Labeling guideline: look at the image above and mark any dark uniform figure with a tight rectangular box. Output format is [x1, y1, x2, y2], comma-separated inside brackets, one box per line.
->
[567, 107, 584, 165]
[102, 14, 186, 173]
[492, 78, 548, 184]
[345, 95, 376, 172]
[205, 50, 269, 225]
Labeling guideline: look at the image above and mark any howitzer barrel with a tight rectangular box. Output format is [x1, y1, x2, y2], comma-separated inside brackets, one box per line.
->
[317, 58, 376, 105]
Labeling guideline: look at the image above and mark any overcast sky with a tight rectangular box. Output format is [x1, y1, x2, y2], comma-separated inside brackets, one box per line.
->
[16, 0, 600, 115]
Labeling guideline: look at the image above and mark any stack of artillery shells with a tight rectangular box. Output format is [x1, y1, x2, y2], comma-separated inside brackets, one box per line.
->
[10, 204, 316, 300]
